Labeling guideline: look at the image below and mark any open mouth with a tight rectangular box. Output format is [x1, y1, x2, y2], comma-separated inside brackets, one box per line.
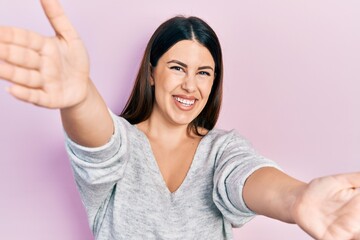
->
[174, 97, 196, 107]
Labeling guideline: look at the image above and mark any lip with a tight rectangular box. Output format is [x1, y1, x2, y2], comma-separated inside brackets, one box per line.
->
[172, 95, 198, 111]
[173, 95, 197, 100]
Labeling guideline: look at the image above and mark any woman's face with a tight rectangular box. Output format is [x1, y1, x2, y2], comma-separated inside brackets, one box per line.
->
[150, 40, 215, 128]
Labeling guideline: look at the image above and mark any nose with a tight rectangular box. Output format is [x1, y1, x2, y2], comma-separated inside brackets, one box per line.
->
[181, 74, 196, 92]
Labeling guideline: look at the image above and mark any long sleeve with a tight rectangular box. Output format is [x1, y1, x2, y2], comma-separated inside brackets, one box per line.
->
[213, 130, 281, 227]
[65, 111, 129, 233]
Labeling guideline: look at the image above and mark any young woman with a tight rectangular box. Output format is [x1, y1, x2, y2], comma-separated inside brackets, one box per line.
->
[1, 0, 359, 239]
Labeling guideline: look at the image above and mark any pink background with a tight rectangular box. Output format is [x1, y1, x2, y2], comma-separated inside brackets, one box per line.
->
[1, 0, 359, 239]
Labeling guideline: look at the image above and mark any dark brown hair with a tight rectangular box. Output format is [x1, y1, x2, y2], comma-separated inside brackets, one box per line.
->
[121, 16, 223, 135]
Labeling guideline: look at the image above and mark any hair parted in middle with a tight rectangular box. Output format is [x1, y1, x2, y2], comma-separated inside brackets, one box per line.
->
[121, 15, 223, 135]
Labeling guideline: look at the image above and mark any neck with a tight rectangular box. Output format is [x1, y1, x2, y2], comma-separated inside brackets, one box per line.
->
[143, 119, 191, 141]
[137, 114, 199, 146]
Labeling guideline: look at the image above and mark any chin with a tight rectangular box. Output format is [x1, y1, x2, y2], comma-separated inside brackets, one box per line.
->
[169, 114, 197, 127]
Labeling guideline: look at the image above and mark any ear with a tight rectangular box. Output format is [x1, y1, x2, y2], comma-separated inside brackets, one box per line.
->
[150, 65, 155, 86]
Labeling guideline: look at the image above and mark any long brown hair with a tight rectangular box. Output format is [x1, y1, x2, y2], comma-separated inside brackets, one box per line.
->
[121, 16, 223, 135]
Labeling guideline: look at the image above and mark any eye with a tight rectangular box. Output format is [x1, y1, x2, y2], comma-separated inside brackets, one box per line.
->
[170, 66, 184, 72]
[198, 71, 211, 76]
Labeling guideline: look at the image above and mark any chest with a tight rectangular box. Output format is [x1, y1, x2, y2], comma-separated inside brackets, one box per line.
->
[150, 139, 200, 193]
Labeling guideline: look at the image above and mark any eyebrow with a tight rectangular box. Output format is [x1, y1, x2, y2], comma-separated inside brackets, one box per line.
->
[167, 60, 214, 72]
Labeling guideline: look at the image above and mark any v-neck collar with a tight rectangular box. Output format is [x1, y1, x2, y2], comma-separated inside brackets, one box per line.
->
[132, 125, 213, 199]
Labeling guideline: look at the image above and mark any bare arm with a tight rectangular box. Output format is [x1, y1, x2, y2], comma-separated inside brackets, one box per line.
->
[243, 167, 305, 223]
[0, 0, 113, 147]
[243, 167, 360, 239]
[60, 80, 113, 147]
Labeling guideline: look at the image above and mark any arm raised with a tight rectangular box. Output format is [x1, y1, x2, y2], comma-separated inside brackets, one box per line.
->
[243, 168, 360, 239]
[0, 0, 113, 147]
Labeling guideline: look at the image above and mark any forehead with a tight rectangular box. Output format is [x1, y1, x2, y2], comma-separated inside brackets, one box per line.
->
[160, 40, 215, 67]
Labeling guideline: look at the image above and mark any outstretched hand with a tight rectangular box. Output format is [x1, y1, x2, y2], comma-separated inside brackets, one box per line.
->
[0, 0, 89, 108]
[292, 173, 360, 240]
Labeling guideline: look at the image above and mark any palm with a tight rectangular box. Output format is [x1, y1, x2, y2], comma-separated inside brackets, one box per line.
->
[35, 35, 89, 108]
[0, 0, 89, 108]
[292, 174, 360, 240]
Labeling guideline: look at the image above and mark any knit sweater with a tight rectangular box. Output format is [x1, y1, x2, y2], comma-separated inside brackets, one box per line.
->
[65, 111, 279, 239]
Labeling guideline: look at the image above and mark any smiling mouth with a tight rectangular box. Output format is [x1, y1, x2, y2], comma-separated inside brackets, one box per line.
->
[174, 97, 196, 107]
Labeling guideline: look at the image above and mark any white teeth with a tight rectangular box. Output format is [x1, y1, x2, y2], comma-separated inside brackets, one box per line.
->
[175, 97, 195, 106]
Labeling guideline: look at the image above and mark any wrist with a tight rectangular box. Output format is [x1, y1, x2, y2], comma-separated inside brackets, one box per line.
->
[289, 182, 308, 224]
[61, 78, 94, 112]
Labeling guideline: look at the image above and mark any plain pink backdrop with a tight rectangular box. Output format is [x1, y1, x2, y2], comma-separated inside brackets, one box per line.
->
[1, 0, 359, 239]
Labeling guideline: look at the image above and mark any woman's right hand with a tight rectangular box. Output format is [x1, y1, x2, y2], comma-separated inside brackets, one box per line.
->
[1, 0, 114, 147]
[0, 0, 90, 109]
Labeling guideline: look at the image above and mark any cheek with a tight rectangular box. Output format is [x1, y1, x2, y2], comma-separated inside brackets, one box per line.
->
[156, 80, 175, 95]
[153, 78, 178, 103]
[199, 81, 214, 98]
[154, 71, 178, 91]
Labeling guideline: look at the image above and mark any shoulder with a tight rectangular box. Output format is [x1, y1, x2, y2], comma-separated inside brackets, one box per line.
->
[201, 128, 254, 153]
[202, 128, 242, 148]
[205, 128, 247, 143]
[109, 111, 144, 140]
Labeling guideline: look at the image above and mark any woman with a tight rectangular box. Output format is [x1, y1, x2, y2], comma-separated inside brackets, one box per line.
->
[0, 0, 359, 239]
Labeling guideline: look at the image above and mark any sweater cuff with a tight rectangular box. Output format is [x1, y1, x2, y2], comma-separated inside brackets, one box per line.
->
[226, 161, 282, 216]
[64, 110, 121, 164]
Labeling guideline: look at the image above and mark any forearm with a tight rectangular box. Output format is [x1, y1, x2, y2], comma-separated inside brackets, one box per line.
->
[243, 167, 307, 223]
[60, 80, 114, 147]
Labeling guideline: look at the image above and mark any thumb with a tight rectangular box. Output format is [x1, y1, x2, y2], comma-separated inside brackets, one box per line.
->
[40, 0, 79, 40]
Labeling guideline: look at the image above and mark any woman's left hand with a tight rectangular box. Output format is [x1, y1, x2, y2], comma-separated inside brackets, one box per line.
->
[292, 172, 360, 240]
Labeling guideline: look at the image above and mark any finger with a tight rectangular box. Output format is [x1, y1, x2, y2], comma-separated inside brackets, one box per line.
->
[0, 62, 42, 88]
[40, 0, 79, 40]
[0, 27, 45, 52]
[0, 43, 41, 69]
[8, 84, 50, 107]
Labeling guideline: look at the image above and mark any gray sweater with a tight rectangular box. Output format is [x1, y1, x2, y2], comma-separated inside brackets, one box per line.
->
[65, 111, 279, 239]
